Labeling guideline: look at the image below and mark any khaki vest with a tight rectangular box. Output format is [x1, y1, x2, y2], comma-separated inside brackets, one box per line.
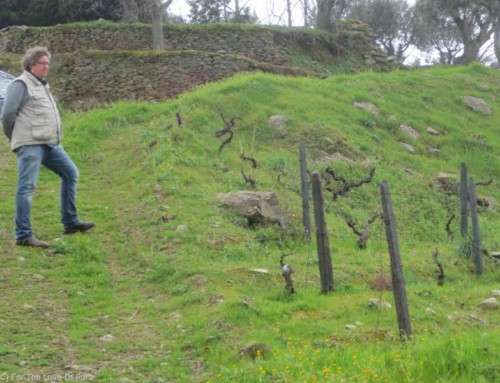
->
[10, 71, 61, 151]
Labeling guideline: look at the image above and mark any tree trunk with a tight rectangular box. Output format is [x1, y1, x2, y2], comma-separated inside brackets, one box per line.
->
[494, 23, 500, 66]
[151, 0, 173, 51]
[316, 0, 333, 30]
[455, 40, 481, 64]
[452, 12, 494, 64]
[151, 0, 164, 51]
[286, 0, 292, 27]
[234, 0, 240, 20]
[303, 0, 309, 27]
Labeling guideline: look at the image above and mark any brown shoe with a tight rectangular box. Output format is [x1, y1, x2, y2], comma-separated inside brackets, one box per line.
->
[16, 237, 50, 249]
[64, 221, 95, 234]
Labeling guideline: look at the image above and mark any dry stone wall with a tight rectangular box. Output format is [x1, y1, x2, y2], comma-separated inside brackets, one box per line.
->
[0, 21, 396, 108]
[54, 50, 311, 109]
[0, 24, 153, 53]
[0, 23, 322, 66]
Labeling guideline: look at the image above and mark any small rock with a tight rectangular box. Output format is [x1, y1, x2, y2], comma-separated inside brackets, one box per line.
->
[267, 114, 290, 128]
[354, 101, 379, 115]
[17, 256, 25, 262]
[251, 269, 269, 274]
[491, 290, 500, 297]
[152, 184, 162, 194]
[368, 299, 392, 309]
[241, 297, 251, 307]
[399, 124, 420, 140]
[380, 301, 392, 309]
[426, 127, 440, 136]
[238, 342, 272, 360]
[425, 308, 436, 315]
[345, 324, 357, 330]
[32, 274, 45, 280]
[268, 115, 289, 138]
[427, 147, 440, 156]
[437, 172, 457, 182]
[436, 172, 458, 193]
[99, 334, 115, 342]
[400, 142, 415, 153]
[170, 312, 183, 320]
[467, 314, 485, 324]
[175, 225, 188, 232]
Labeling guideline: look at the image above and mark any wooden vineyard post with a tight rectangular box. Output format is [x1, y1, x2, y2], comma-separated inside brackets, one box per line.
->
[460, 163, 468, 237]
[469, 177, 483, 276]
[380, 180, 412, 340]
[299, 144, 311, 242]
[311, 171, 334, 294]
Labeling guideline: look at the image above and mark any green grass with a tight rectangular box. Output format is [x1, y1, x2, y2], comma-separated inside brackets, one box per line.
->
[0, 63, 498, 382]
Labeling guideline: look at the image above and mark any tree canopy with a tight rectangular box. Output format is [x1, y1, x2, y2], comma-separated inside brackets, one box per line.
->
[0, 0, 122, 28]
[1, 0, 499, 66]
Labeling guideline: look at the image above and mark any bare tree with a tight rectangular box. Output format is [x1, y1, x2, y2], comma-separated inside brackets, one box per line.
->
[302, 0, 309, 27]
[286, 0, 292, 26]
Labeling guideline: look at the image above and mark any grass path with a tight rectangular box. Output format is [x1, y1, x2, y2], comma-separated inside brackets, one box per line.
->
[0, 126, 192, 381]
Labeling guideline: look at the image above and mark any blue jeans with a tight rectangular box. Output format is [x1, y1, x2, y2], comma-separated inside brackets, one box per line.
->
[16, 144, 80, 240]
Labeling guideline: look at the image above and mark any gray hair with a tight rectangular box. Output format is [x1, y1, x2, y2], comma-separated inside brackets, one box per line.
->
[22, 46, 51, 71]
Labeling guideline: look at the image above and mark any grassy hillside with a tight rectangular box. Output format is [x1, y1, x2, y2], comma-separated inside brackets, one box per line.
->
[0, 64, 499, 383]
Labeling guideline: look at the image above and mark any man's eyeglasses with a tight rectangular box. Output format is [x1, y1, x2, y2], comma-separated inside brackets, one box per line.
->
[36, 61, 50, 66]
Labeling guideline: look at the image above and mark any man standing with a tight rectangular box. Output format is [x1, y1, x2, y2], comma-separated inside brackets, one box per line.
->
[1, 46, 94, 248]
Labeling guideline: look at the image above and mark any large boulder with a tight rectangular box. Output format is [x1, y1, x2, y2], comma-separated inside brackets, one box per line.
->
[268, 115, 289, 138]
[462, 96, 491, 115]
[216, 191, 285, 229]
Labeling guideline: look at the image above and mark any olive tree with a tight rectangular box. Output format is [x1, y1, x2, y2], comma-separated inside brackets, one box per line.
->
[315, 0, 349, 31]
[187, 0, 254, 24]
[347, 0, 416, 62]
[413, 1, 462, 64]
[416, 0, 497, 64]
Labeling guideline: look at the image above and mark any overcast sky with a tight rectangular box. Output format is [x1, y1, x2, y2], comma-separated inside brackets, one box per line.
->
[168, 0, 416, 26]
